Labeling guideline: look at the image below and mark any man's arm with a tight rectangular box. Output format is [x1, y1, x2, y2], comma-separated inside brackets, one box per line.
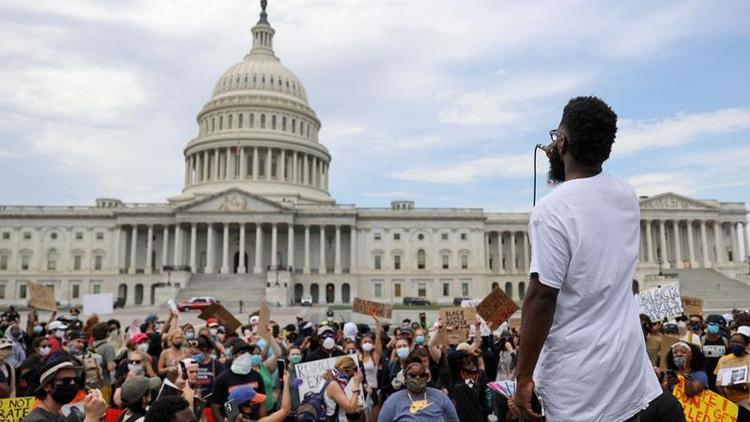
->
[515, 274, 559, 419]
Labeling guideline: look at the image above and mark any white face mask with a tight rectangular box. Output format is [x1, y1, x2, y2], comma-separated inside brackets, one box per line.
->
[54, 330, 66, 339]
[209, 328, 218, 336]
[361, 343, 374, 352]
[322, 337, 336, 350]
[39, 346, 51, 356]
[128, 363, 143, 374]
[231, 352, 253, 375]
[137, 343, 149, 353]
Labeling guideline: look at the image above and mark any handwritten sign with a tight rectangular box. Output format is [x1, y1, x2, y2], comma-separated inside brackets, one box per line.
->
[198, 303, 242, 333]
[673, 377, 738, 421]
[681, 296, 703, 317]
[28, 282, 57, 312]
[83, 293, 113, 316]
[476, 288, 518, 330]
[256, 301, 271, 340]
[0, 397, 34, 421]
[637, 284, 683, 322]
[294, 355, 360, 399]
[439, 307, 476, 341]
[352, 297, 392, 319]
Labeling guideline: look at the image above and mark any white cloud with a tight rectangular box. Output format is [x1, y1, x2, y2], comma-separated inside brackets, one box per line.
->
[390, 153, 533, 184]
[617, 108, 750, 154]
[628, 172, 697, 197]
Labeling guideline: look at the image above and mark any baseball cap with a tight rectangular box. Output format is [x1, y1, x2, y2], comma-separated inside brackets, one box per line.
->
[228, 338, 252, 355]
[706, 314, 726, 326]
[65, 331, 86, 341]
[121, 376, 161, 405]
[737, 326, 750, 338]
[206, 318, 219, 327]
[689, 371, 709, 388]
[129, 333, 149, 345]
[228, 385, 266, 406]
[317, 325, 334, 336]
[48, 321, 68, 331]
[0, 339, 12, 350]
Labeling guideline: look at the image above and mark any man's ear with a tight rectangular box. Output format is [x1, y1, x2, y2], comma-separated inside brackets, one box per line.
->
[558, 137, 569, 156]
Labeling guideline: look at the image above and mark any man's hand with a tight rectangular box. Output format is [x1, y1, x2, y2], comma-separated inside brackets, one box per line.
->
[83, 389, 107, 421]
[515, 377, 543, 421]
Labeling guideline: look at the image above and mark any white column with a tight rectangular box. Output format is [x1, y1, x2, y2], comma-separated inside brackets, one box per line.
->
[687, 221, 696, 268]
[312, 158, 318, 187]
[266, 148, 272, 180]
[221, 223, 230, 273]
[510, 231, 517, 273]
[523, 231, 529, 270]
[732, 223, 741, 262]
[213, 149, 220, 180]
[672, 221, 682, 268]
[145, 225, 154, 274]
[334, 225, 342, 274]
[190, 224, 197, 272]
[202, 151, 209, 181]
[238, 224, 246, 274]
[161, 226, 169, 270]
[349, 226, 357, 272]
[304, 225, 311, 274]
[292, 151, 298, 183]
[173, 225, 182, 266]
[658, 220, 667, 263]
[252, 147, 259, 180]
[302, 154, 309, 185]
[700, 220, 709, 268]
[129, 225, 138, 274]
[205, 224, 214, 273]
[287, 225, 294, 271]
[743, 222, 749, 263]
[319, 225, 326, 274]
[239, 147, 247, 179]
[280, 149, 286, 181]
[714, 221, 724, 263]
[496, 232, 502, 273]
[112, 226, 121, 272]
[254, 224, 262, 273]
[271, 224, 278, 269]
[226, 147, 233, 180]
[184, 157, 189, 186]
[646, 220, 654, 263]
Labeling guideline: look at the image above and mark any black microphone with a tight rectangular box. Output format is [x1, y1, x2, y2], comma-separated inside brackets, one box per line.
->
[535, 144, 548, 152]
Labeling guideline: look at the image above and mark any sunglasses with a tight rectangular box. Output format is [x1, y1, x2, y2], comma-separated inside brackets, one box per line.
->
[187, 340, 199, 348]
[55, 377, 78, 385]
[129, 360, 142, 364]
[406, 372, 429, 379]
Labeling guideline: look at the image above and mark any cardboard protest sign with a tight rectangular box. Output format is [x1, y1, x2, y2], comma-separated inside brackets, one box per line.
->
[672, 377, 738, 421]
[637, 284, 683, 322]
[658, 336, 679, 371]
[476, 288, 519, 330]
[439, 307, 476, 341]
[198, 303, 242, 333]
[352, 297, 392, 319]
[256, 301, 271, 340]
[28, 282, 57, 312]
[82, 293, 113, 315]
[0, 397, 35, 421]
[294, 355, 361, 401]
[681, 296, 703, 317]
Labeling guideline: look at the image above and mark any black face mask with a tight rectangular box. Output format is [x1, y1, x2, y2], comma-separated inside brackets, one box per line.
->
[548, 142, 565, 184]
[51, 383, 79, 404]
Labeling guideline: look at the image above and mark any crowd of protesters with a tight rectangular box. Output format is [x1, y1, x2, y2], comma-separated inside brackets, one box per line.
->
[0, 302, 747, 421]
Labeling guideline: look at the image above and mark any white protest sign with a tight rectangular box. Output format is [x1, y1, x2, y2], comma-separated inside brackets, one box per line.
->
[637, 284, 683, 322]
[460, 299, 481, 308]
[83, 293, 113, 316]
[294, 355, 360, 400]
[461, 299, 490, 336]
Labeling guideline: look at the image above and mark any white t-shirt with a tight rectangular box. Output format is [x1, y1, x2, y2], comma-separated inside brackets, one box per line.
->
[528, 173, 661, 422]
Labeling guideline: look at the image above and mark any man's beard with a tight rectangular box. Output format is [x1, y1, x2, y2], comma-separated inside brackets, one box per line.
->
[547, 144, 565, 184]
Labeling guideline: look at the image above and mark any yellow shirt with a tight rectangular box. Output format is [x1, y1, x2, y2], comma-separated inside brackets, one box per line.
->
[714, 353, 750, 403]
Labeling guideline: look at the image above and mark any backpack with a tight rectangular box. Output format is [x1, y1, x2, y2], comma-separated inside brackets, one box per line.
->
[82, 350, 104, 389]
[296, 379, 336, 422]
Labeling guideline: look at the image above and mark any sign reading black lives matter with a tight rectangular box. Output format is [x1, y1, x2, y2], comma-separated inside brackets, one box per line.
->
[637, 284, 683, 322]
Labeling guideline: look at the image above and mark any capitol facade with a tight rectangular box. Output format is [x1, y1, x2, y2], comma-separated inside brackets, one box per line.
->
[1, 4, 749, 310]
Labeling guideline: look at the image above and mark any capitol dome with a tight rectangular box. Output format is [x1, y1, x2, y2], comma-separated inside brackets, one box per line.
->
[177, 1, 333, 206]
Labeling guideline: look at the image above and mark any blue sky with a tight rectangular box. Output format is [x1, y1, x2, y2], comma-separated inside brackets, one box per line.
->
[1, 0, 749, 214]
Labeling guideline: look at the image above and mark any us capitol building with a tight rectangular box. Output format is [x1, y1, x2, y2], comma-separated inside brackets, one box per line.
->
[1, 3, 749, 312]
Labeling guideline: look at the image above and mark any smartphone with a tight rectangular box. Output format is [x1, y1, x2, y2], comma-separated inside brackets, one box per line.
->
[278, 359, 286, 380]
[224, 399, 239, 422]
[179, 360, 188, 380]
[531, 389, 545, 417]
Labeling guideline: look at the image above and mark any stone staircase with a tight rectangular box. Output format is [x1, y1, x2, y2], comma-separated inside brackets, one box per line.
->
[177, 273, 268, 312]
[671, 269, 750, 313]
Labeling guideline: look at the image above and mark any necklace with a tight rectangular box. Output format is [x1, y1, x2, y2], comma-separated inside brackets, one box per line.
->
[407, 391, 430, 414]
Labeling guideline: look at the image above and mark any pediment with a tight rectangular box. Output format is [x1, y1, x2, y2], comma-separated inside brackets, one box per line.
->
[639, 193, 718, 211]
[176, 189, 287, 213]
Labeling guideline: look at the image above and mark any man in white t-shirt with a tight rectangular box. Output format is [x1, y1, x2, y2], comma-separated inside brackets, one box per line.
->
[515, 96, 662, 421]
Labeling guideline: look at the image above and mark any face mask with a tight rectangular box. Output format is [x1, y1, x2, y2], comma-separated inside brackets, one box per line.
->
[55, 330, 65, 339]
[69, 316, 79, 321]
[690, 323, 701, 331]
[137, 343, 149, 353]
[231, 353, 253, 375]
[415, 335, 425, 345]
[322, 337, 336, 350]
[361, 343, 374, 352]
[250, 354, 263, 366]
[173, 341, 183, 349]
[257, 339, 267, 351]
[67, 345, 81, 354]
[405, 377, 427, 394]
[185, 332, 195, 340]
[289, 355, 302, 364]
[209, 328, 218, 336]
[34, 326, 44, 335]
[192, 353, 204, 362]
[52, 383, 79, 404]
[397, 347, 410, 359]
[225, 347, 233, 358]
[39, 346, 51, 356]
[707, 324, 720, 335]
[128, 363, 143, 373]
[731, 345, 746, 356]
[673, 356, 687, 369]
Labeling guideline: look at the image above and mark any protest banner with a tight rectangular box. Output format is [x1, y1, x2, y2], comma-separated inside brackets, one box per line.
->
[439, 307, 476, 341]
[352, 297, 392, 319]
[199, 303, 242, 333]
[82, 293, 113, 316]
[293, 355, 361, 401]
[0, 397, 34, 422]
[681, 296, 703, 317]
[28, 281, 57, 312]
[637, 284, 683, 322]
[476, 288, 519, 330]
[672, 377, 738, 421]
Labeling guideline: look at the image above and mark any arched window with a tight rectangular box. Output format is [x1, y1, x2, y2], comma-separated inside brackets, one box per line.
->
[219, 115, 223, 130]
[228, 114, 233, 129]
[135, 284, 144, 305]
[47, 249, 58, 271]
[417, 249, 426, 270]
[342, 283, 351, 304]
[292, 118, 296, 133]
[519, 282, 526, 300]
[505, 282, 513, 298]
[239, 113, 244, 128]
[271, 115, 277, 129]
[260, 114, 266, 129]
[282, 116, 287, 131]
[250, 113, 255, 128]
